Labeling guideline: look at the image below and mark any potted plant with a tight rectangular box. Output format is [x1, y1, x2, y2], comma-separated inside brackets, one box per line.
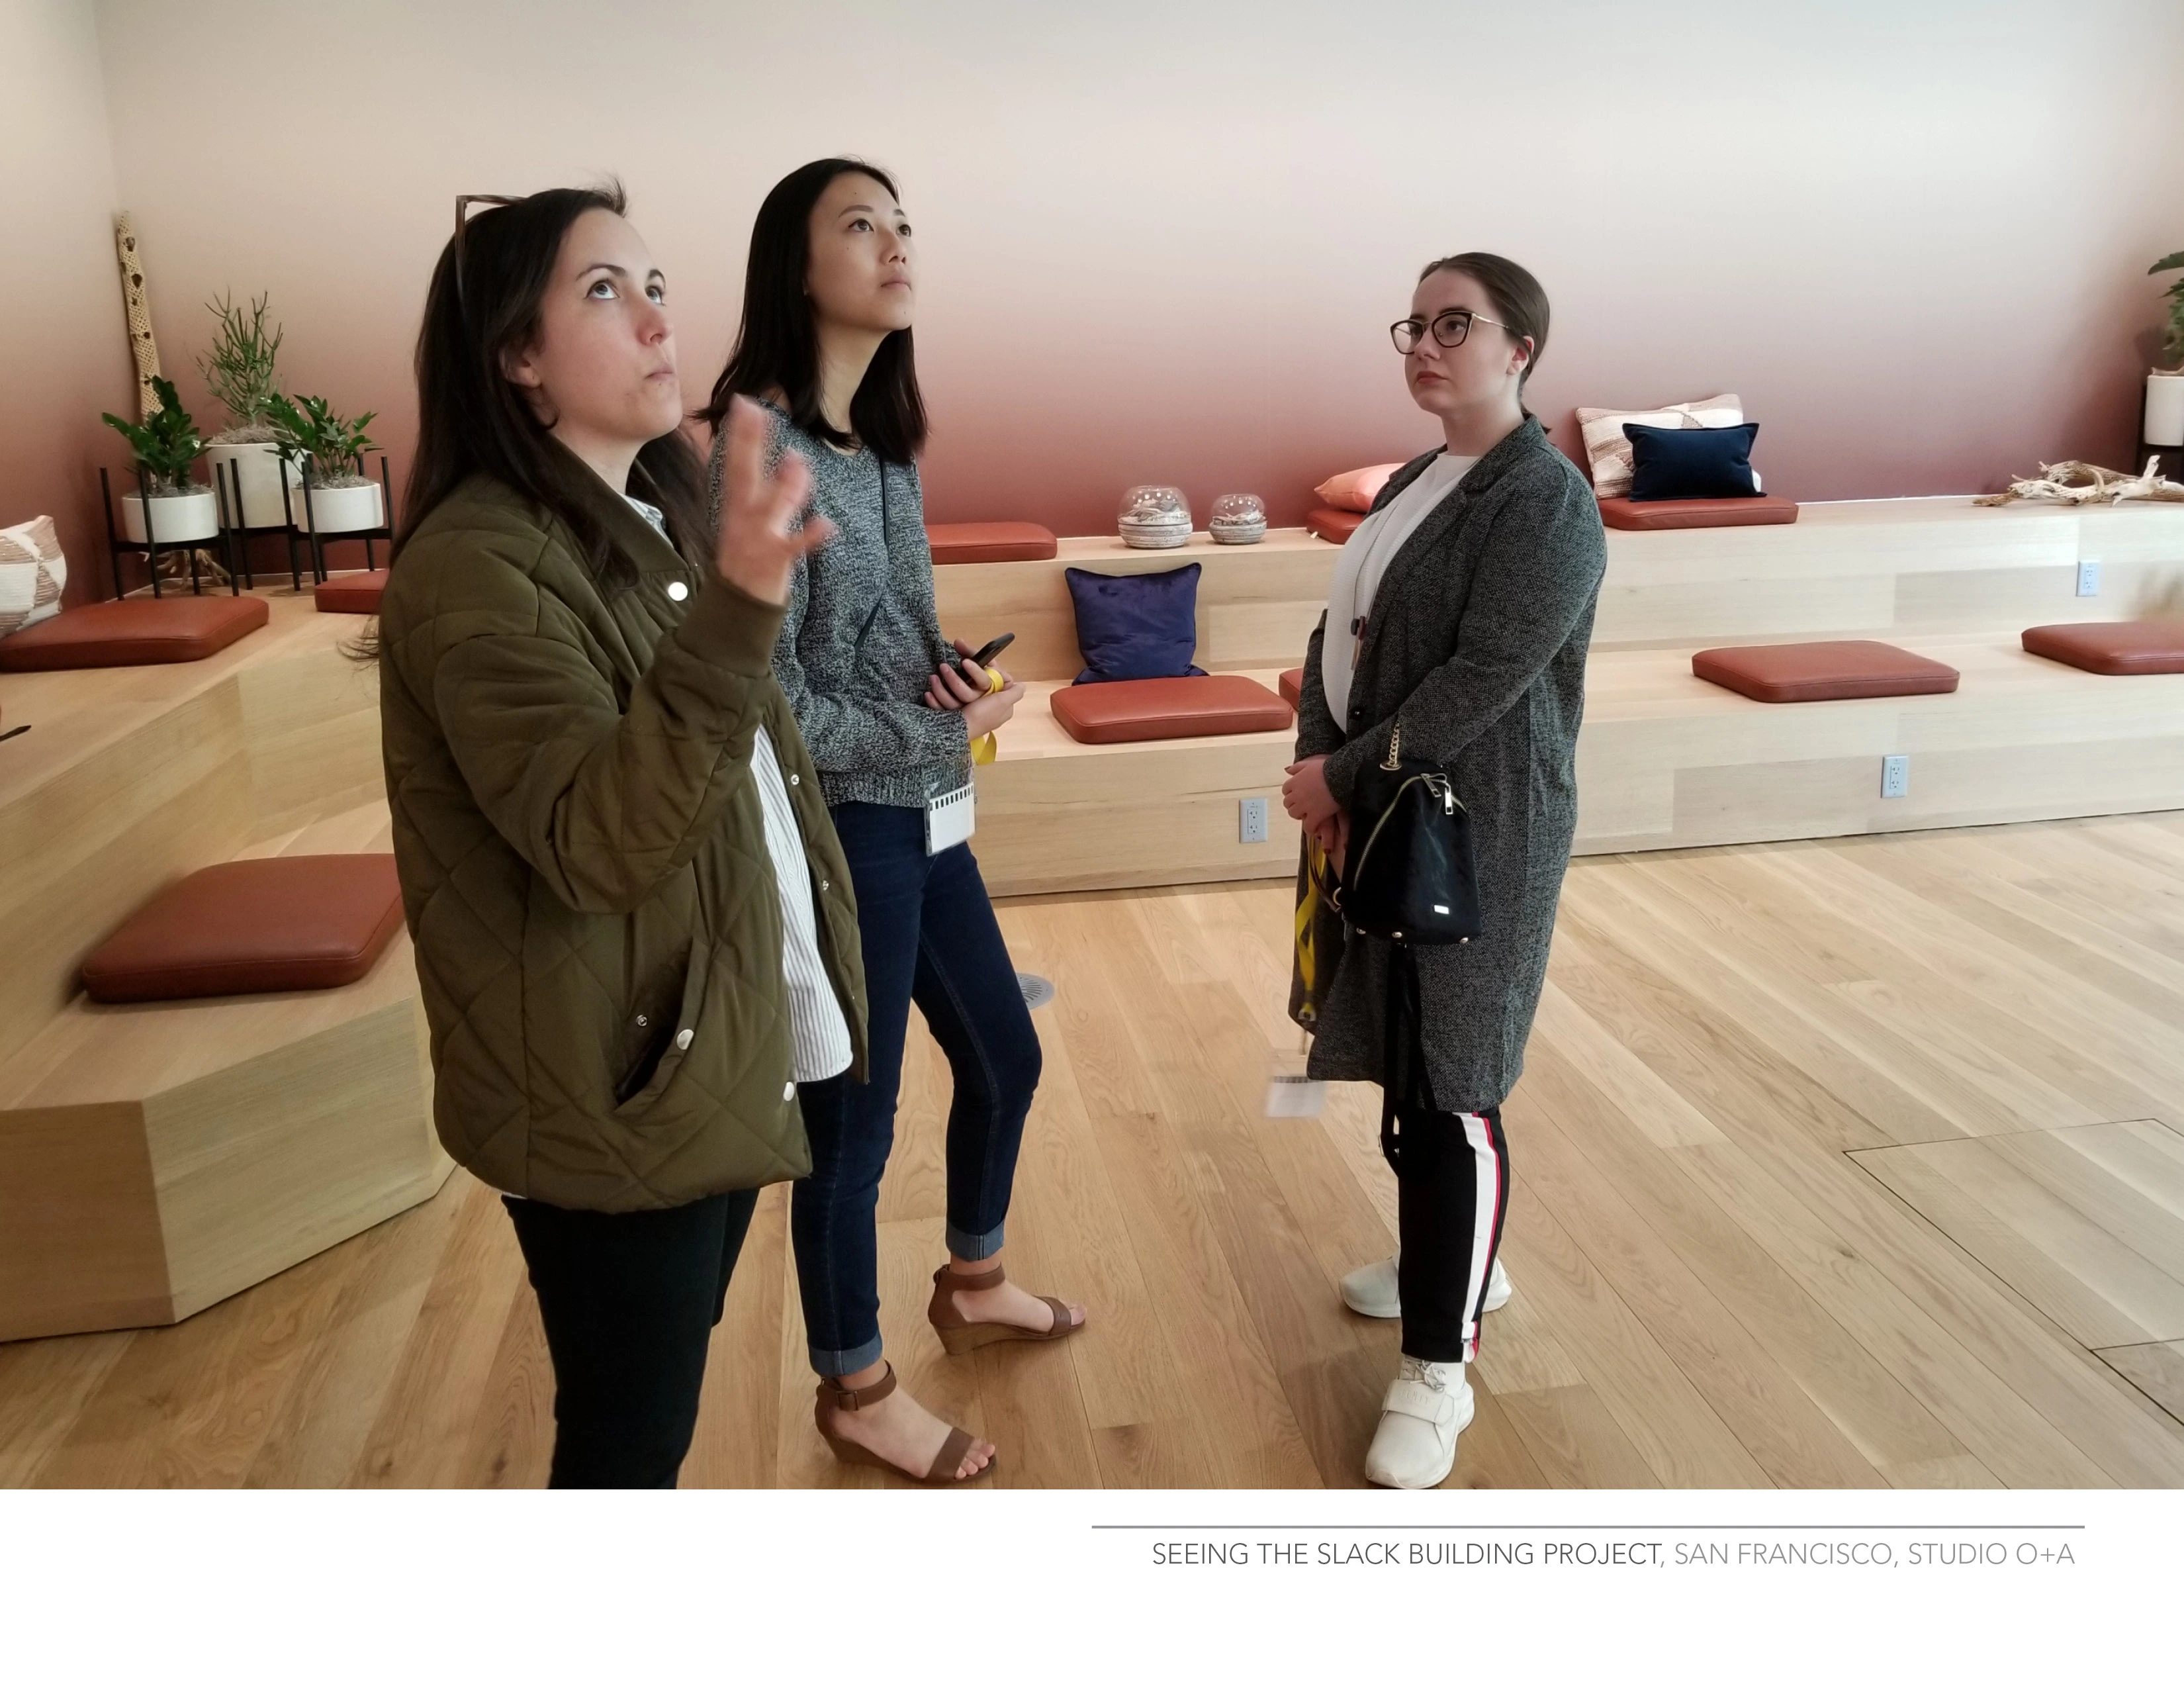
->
[197, 291, 299, 528]
[101, 375, 217, 545]
[267, 393, 382, 533]
[2145, 253, 2184, 451]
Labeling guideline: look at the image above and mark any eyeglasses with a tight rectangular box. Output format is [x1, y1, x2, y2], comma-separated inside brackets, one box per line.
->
[1390, 308, 1515, 355]
[453, 194, 520, 309]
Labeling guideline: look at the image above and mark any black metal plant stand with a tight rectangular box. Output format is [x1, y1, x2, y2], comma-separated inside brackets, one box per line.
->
[99, 466, 245, 598]
[289, 455, 396, 589]
[211, 454, 306, 593]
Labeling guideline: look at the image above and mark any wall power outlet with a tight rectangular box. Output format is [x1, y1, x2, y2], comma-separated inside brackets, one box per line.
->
[1240, 796, 1269, 843]
[2077, 559, 2102, 597]
[1881, 754, 1909, 799]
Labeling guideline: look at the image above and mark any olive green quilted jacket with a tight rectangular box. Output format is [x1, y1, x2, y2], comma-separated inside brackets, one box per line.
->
[378, 457, 866, 1211]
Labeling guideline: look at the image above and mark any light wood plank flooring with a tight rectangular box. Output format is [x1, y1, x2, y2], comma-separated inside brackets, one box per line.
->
[5, 811, 2184, 1488]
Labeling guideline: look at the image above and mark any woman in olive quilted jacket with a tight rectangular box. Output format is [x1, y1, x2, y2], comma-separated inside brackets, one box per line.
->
[379, 185, 864, 1487]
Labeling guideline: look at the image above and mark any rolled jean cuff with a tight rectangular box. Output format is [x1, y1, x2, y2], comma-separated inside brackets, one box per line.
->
[807, 1332, 884, 1380]
[946, 1218, 1005, 1261]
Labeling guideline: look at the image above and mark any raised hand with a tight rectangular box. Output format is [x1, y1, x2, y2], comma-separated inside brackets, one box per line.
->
[713, 395, 833, 606]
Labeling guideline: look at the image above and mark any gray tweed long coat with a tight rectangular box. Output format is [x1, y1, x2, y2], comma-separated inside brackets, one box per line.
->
[1290, 416, 1606, 1113]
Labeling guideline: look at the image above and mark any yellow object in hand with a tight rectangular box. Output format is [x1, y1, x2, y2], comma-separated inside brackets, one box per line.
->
[970, 661, 1005, 766]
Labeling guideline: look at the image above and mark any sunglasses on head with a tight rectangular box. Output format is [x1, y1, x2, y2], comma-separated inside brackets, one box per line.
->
[452, 193, 521, 308]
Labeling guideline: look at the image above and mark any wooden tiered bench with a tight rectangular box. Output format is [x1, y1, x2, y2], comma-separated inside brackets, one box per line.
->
[0, 588, 447, 1342]
[936, 504, 2184, 895]
[936, 529, 1338, 895]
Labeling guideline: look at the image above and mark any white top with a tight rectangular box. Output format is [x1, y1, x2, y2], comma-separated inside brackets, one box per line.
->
[627, 496, 851, 1084]
[1319, 452, 1477, 726]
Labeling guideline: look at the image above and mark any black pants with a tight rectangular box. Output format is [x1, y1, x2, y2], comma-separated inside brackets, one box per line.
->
[1392, 1103, 1510, 1365]
[503, 1188, 758, 1488]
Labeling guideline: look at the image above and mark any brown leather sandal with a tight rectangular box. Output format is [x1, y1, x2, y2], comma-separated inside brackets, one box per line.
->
[813, 1363, 993, 1486]
[927, 1262, 1087, 1356]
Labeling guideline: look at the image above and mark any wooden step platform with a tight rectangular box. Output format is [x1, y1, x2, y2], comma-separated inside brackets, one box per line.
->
[0, 802, 447, 1342]
[0, 590, 441, 1342]
[1586, 496, 2184, 649]
[969, 630, 2184, 893]
[0, 589, 383, 1069]
[955, 501, 2184, 894]
[1578, 633, 2184, 853]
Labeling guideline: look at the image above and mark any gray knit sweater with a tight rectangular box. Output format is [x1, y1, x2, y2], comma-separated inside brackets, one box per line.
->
[707, 406, 970, 809]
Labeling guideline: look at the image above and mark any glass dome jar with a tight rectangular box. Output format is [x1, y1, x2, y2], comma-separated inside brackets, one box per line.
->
[1116, 485, 1192, 549]
[1208, 492, 1267, 544]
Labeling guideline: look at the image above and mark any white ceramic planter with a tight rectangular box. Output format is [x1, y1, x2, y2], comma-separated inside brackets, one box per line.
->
[294, 480, 384, 535]
[206, 441, 302, 528]
[2144, 372, 2184, 449]
[122, 487, 219, 545]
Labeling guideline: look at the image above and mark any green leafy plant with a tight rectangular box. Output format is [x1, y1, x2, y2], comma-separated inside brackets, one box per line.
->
[101, 375, 205, 494]
[197, 291, 285, 441]
[266, 393, 379, 489]
[2153, 252, 2184, 369]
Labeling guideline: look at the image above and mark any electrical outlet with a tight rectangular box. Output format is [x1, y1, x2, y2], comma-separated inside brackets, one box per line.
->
[1880, 754, 1909, 800]
[1240, 796, 1269, 843]
[2077, 559, 2101, 597]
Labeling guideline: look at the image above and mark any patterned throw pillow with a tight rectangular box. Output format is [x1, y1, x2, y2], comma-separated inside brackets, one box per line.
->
[0, 515, 67, 639]
[1575, 394, 1743, 500]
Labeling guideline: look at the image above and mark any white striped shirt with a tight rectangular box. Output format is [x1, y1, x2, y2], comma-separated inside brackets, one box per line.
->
[749, 726, 854, 1082]
[629, 496, 852, 1084]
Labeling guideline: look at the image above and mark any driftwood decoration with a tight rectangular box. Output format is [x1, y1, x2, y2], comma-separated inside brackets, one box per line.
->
[1975, 457, 2184, 506]
[113, 213, 162, 421]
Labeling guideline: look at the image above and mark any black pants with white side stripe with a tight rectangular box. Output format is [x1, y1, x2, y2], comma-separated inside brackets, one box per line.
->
[1392, 1102, 1510, 1364]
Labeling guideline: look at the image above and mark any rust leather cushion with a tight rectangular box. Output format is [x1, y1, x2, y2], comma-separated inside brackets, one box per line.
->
[1049, 675, 1294, 745]
[314, 570, 388, 614]
[1305, 507, 1363, 544]
[1692, 640, 1960, 704]
[1279, 667, 1304, 710]
[1599, 495, 1800, 531]
[0, 594, 268, 671]
[925, 522, 1058, 565]
[81, 854, 404, 1003]
[2021, 620, 2184, 675]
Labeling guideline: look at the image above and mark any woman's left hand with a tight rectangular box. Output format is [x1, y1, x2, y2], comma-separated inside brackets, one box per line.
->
[1283, 755, 1340, 831]
[925, 639, 1007, 712]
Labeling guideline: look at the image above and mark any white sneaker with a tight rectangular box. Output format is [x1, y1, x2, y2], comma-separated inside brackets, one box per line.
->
[1339, 1252, 1512, 1320]
[1363, 1357, 1475, 1488]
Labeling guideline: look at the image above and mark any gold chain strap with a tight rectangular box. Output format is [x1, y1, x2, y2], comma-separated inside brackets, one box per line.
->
[1382, 718, 1402, 771]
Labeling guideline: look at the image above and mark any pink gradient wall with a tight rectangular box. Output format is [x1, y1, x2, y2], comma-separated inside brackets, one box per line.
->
[1, 0, 141, 605]
[48, 1, 2184, 556]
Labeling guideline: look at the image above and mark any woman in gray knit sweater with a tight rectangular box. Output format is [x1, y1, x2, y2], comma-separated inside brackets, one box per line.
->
[703, 159, 1085, 1486]
[1284, 254, 1606, 1488]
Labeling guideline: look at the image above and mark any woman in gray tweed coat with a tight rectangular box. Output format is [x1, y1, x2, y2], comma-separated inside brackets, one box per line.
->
[1283, 253, 1605, 1487]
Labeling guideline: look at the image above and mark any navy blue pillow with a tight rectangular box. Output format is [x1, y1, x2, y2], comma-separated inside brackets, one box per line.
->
[1066, 562, 1207, 684]
[1623, 422, 1760, 500]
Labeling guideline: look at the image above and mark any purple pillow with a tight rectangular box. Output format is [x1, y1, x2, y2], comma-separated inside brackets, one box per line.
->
[1065, 561, 1207, 684]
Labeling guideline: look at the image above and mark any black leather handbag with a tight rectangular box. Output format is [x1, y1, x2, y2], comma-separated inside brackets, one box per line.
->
[1326, 720, 1481, 947]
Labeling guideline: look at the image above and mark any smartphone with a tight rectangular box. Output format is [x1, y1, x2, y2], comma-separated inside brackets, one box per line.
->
[968, 632, 1015, 669]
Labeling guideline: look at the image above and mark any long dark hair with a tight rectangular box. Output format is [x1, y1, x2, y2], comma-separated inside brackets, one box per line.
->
[700, 158, 928, 463]
[1419, 252, 1551, 415]
[396, 182, 711, 590]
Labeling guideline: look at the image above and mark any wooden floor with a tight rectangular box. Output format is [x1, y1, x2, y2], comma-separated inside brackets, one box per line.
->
[5, 810, 2184, 1487]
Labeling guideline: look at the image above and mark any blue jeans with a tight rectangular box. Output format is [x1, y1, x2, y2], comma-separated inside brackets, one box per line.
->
[792, 802, 1042, 1376]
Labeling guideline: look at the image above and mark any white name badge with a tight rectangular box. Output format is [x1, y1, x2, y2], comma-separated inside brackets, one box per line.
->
[924, 783, 976, 857]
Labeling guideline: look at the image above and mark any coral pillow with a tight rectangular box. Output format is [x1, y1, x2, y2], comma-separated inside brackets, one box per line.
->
[1312, 463, 1403, 513]
[0, 514, 67, 639]
[1576, 394, 1742, 500]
